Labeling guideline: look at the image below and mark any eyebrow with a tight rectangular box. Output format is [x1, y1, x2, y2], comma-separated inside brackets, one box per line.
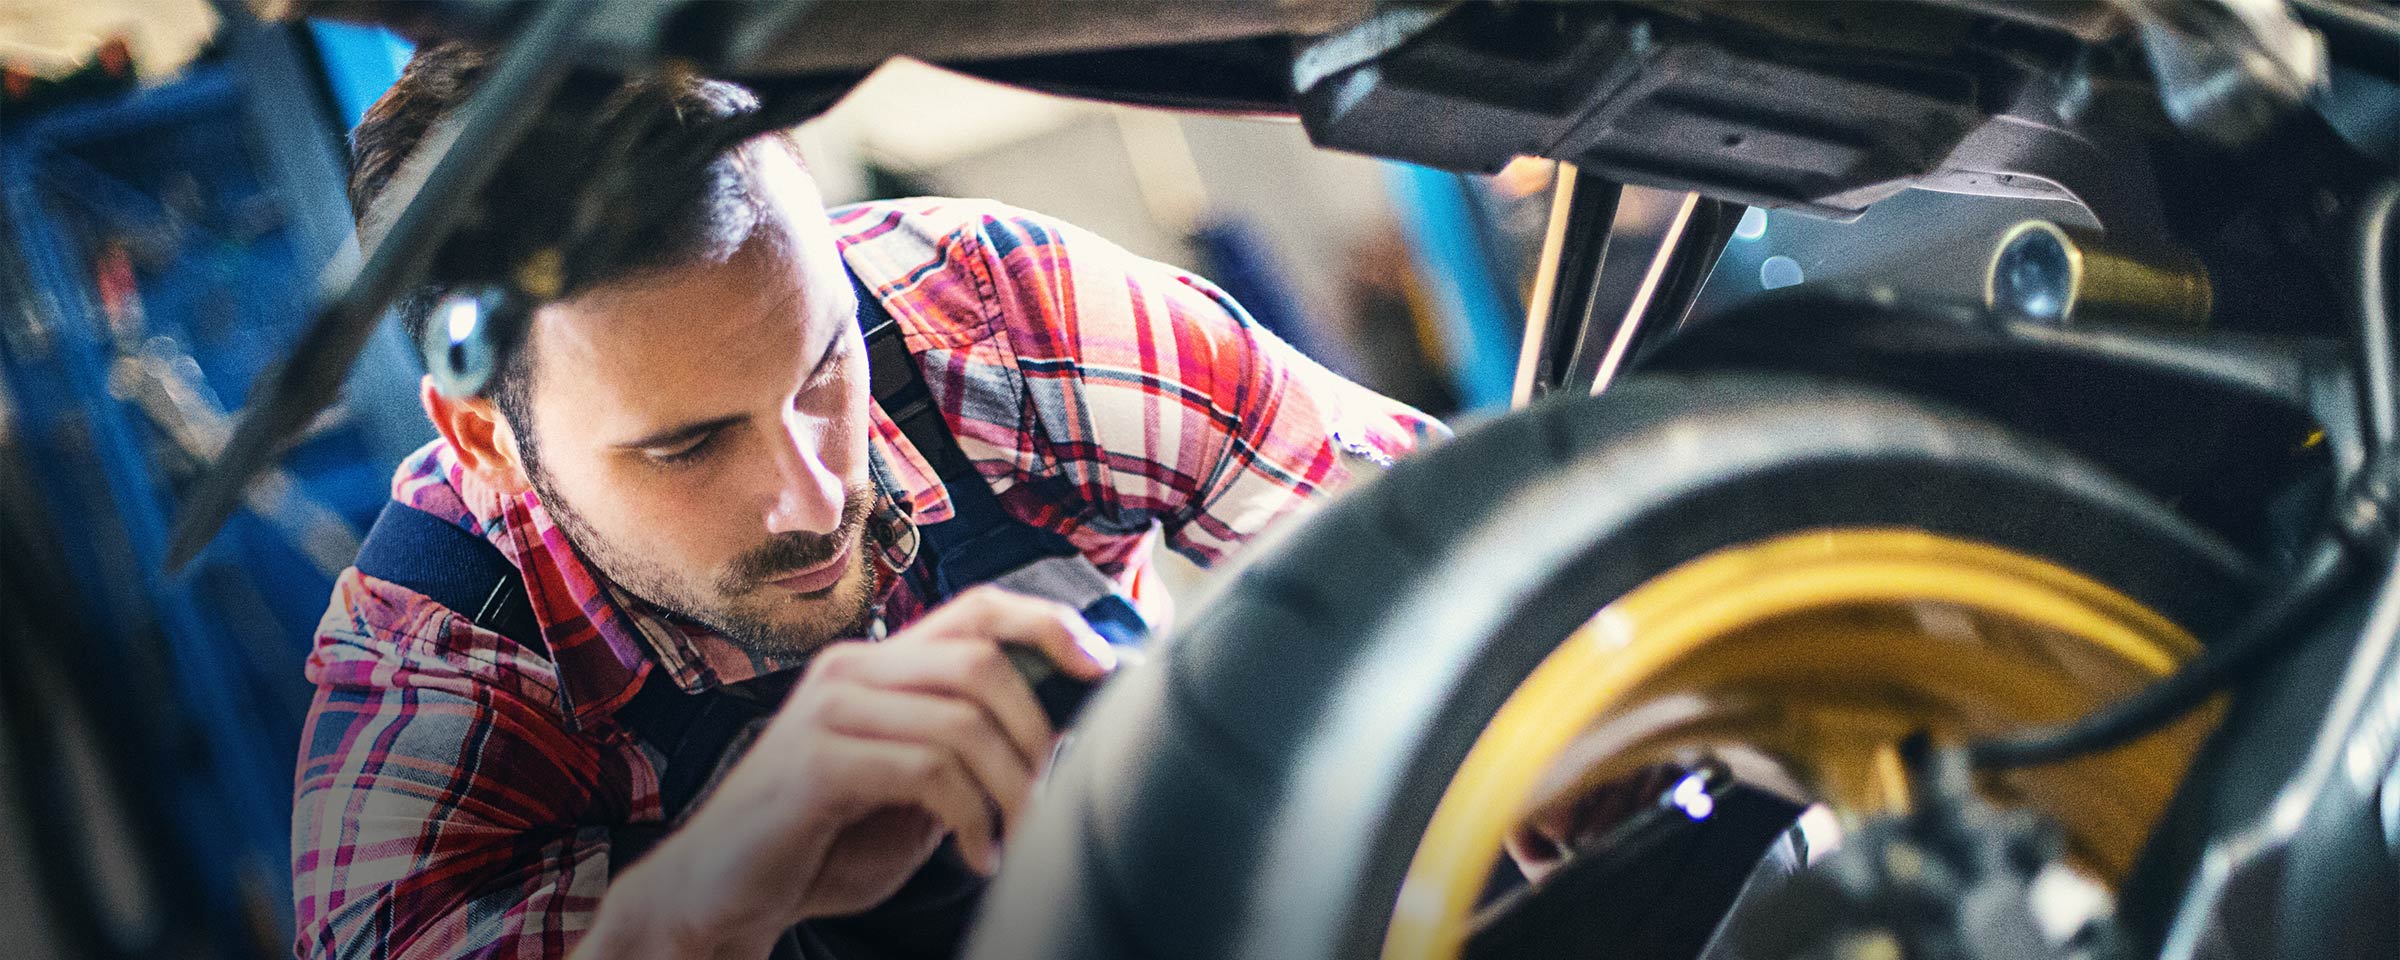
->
[612, 413, 746, 452]
[609, 293, 849, 452]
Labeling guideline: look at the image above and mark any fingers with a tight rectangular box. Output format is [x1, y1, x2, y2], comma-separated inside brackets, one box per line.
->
[823, 736, 1004, 874]
[769, 587, 1124, 885]
[903, 586, 1116, 681]
[814, 684, 1036, 836]
[812, 638, 1053, 772]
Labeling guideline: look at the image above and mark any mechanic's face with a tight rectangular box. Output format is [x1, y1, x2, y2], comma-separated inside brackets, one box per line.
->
[511, 152, 879, 656]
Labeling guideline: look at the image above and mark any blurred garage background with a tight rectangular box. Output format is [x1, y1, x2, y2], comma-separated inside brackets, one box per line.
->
[0, 4, 2047, 958]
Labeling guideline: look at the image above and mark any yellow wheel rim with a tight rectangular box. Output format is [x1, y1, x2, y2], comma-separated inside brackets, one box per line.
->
[1380, 528, 2219, 960]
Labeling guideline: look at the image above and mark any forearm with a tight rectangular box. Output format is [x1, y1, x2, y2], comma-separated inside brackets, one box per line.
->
[576, 842, 786, 960]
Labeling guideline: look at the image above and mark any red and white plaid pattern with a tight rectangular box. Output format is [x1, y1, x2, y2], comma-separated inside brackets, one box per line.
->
[290, 198, 1443, 957]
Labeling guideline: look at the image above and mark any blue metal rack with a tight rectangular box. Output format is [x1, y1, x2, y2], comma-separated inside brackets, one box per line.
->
[1384, 162, 1527, 412]
[0, 23, 420, 954]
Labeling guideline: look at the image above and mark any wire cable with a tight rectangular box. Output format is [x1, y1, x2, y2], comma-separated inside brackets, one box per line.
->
[1971, 533, 2356, 769]
[1973, 179, 2400, 770]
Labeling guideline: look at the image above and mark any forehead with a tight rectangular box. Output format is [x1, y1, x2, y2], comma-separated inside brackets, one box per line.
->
[511, 143, 850, 430]
[540, 230, 812, 367]
[519, 227, 840, 434]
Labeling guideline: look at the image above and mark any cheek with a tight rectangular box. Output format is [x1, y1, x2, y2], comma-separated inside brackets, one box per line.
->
[562, 458, 751, 571]
[828, 390, 871, 481]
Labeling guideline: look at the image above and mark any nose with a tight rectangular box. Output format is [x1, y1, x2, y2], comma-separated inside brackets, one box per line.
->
[763, 413, 848, 536]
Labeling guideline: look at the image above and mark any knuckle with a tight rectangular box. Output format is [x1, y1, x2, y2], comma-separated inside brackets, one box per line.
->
[959, 644, 1016, 688]
[788, 687, 844, 730]
[973, 585, 1041, 616]
[810, 641, 863, 678]
[1043, 606, 1086, 639]
[1003, 589, 1068, 620]
[933, 701, 982, 740]
[889, 746, 939, 785]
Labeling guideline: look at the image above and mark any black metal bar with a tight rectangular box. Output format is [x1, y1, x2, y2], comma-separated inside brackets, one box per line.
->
[1625, 197, 1739, 367]
[1509, 169, 1739, 405]
[1512, 166, 1621, 407]
[162, 0, 594, 572]
[1565, 187, 1741, 396]
[2353, 180, 2400, 459]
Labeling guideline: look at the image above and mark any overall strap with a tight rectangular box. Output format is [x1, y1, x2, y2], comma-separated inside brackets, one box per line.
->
[606, 671, 776, 852]
[852, 276, 1150, 648]
[857, 278, 979, 490]
[353, 501, 542, 654]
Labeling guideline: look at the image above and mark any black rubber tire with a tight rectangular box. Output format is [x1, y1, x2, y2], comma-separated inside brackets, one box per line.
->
[967, 372, 2257, 960]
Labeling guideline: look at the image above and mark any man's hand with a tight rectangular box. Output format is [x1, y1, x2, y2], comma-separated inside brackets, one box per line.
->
[578, 587, 1115, 958]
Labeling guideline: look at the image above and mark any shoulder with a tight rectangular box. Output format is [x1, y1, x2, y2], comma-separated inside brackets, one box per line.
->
[828, 196, 1079, 269]
[298, 570, 616, 828]
[830, 197, 1120, 347]
[832, 196, 1254, 372]
[307, 568, 570, 728]
[322, 440, 566, 718]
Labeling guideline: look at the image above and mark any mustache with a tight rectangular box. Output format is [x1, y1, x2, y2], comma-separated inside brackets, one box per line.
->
[725, 485, 876, 587]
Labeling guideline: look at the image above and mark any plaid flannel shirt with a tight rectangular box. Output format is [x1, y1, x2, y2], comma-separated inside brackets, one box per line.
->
[289, 198, 1445, 958]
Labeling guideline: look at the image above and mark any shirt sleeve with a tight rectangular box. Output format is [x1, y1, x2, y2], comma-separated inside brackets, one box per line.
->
[972, 208, 1449, 567]
[291, 608, 619, 959]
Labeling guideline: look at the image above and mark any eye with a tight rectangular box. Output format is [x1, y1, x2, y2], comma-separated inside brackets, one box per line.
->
[647, 430, 721, 467]
[793, 337, 850, 403]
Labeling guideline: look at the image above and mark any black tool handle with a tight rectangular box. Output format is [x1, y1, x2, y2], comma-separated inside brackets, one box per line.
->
[1001, 646, 1111, 729]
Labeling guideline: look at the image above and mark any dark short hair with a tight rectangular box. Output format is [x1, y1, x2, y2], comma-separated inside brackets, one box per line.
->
[348, 42, 796, 435]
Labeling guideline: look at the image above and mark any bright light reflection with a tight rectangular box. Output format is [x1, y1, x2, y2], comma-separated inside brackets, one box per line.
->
[1671, 772, 1715, 820]
[1735, 206, 1768, 240]
[446, 297, 479, 344]
[1760, 255, 1805, 290]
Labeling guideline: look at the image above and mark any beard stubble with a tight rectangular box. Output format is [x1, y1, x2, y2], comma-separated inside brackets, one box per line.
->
[535, 473, 885, 657]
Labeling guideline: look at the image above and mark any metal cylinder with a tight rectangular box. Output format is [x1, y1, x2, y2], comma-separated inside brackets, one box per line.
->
[1984, 220, 2213, 328]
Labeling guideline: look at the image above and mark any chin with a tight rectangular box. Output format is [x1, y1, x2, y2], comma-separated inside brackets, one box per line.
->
[748, 550, 881, 648]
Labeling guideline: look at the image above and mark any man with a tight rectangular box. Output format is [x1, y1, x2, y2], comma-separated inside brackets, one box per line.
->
[290, 43, 1442, 959]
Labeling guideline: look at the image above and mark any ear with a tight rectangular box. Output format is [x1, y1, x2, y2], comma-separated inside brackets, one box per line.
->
[421, 375, 532, 496]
